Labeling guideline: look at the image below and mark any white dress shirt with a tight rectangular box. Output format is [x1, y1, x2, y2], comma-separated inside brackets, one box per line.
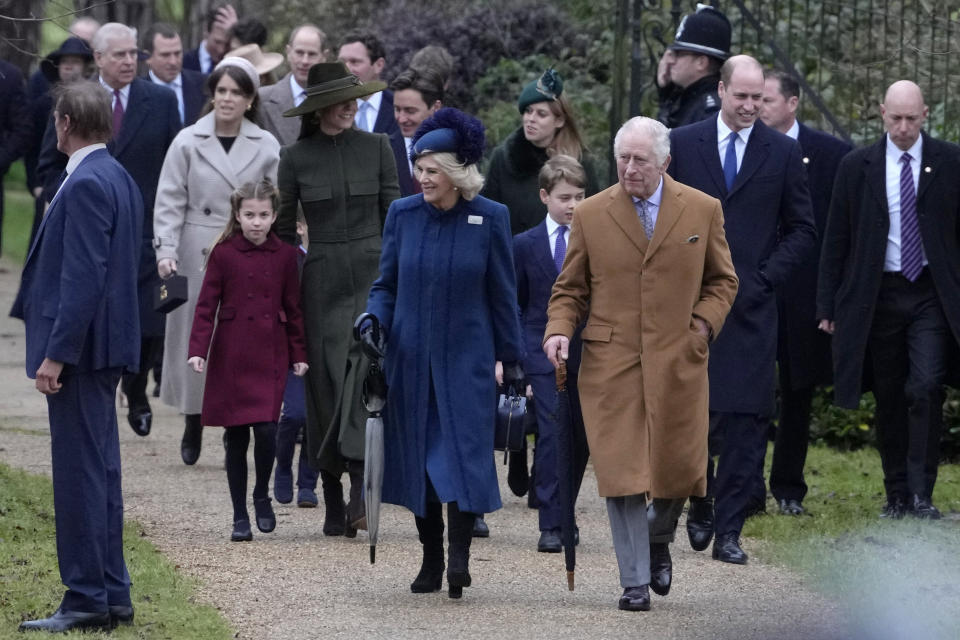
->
[631, 175, 665, 230]
[149, 70, 184, 124]
[784, 119, 800, 140]
[51, 143, 107, 204]
[290, 74, 307, 108]
[403, 136, 414, 176]
[544, 214, 570, 259]
[884, 133, 926, 272]
[717, 115, 755, 173]
[99, 77, 130, 112]
[355, 91, 383, 132]
[198, 41, 213, 74]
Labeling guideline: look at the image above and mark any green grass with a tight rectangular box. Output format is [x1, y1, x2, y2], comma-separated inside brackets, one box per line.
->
[745, 445, 960, 638]
[0, 463, 234, 639]
[3, 161, 34, 266]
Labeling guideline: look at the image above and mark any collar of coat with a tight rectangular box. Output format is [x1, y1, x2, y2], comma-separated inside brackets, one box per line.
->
[193, 111, 270, 140]
[501, 126, 549, 179]
[229, 231, 283, 252]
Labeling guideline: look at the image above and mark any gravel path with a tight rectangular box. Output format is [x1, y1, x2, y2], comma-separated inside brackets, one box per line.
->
[0, 260, 845, 639]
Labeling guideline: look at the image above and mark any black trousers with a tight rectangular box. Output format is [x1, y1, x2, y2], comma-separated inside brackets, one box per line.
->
[769, 384, 814, 503]
[120, 336, 163, 415]
[708, 411, 770, 536]
[868, 270, 949, 499]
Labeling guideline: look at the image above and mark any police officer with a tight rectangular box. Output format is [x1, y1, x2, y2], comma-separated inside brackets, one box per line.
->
[655, 5, 731, 129]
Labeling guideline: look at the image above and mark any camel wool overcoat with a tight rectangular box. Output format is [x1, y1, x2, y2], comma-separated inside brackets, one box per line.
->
[545, 176, 738, 498]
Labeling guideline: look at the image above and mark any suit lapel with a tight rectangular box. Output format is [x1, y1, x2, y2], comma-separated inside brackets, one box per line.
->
[729, 122, 770, 198]
[644, 175, 683, 262]
[695, 122, 727, 196]
[797, 123, 819, 167]
[270, 77, 300, 144]
[862, 137, 889, 214]
[194, 116, 239, 187]
[917, 132, 939, 201]
[605, 184, 647, 255]
[530, 221, 558, 280]
[110, 79, 148, 158]
[228, 119, 266, 178]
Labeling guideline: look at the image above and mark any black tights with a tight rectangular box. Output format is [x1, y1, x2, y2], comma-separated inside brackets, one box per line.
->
[224, 422, 277, 522]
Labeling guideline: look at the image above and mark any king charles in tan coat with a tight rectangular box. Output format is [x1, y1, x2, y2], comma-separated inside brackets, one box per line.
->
[544, 116, 737, 610]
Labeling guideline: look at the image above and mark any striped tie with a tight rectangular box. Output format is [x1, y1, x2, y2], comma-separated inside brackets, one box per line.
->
[899, 152, 922, 281]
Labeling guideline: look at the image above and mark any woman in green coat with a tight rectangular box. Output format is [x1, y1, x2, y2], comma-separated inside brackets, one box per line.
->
[276, 62, 400, 536]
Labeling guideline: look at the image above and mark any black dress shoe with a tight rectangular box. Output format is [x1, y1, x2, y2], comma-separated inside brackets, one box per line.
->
[254, 498, 276, 533]
[18, 608, 112, 633]
[649, 543, 672, 596]
[909, 495, 942, 520]
[231, 518, 253, 541]
[712, 532, 748, 564]
[617, 585, 651, 611]
[181, 414, 203, 465]
[880, 496, 906, 519]
[109, 604, 134, 626]
[410, 565, 444, 593]
[778, 498, 805, 516]
[537, 529, 562, 553]
[127, 411, 152, 437]
[472, 515, 489, 538]
[686, 497, 714, 551]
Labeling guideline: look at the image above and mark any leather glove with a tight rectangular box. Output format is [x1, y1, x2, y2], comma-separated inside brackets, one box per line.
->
[501, 361, 525, 391]
[353, 312, 386, 360]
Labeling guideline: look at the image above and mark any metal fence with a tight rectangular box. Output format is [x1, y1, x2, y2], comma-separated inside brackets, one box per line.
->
[628, 0, 960, 144]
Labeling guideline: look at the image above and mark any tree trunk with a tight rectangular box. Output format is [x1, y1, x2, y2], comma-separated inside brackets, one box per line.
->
[0, 0, 43, 75]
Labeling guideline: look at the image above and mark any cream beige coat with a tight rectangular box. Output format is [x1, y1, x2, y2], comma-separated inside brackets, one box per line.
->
[545, 175, 737, 498]
[153, 113, 280, 415]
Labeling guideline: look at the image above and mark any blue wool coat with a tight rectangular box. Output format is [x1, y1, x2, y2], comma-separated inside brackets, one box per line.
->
[367, 194, 523, 517]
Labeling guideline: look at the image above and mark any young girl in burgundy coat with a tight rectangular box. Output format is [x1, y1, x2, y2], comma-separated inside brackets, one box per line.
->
[188, 178, 308, 541]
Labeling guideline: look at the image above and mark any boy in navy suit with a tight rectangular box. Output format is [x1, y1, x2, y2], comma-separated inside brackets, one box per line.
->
[512, 155, 590, 552]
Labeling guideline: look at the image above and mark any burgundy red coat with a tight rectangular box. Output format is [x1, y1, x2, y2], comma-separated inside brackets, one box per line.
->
[189, 232, 307, 427]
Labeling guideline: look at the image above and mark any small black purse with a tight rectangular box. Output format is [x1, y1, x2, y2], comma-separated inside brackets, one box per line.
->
[153, 274, 188, 313]
[495, 384, 527, 463]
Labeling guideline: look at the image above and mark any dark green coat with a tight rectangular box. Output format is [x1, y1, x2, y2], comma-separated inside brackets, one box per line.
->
[482, 127, 601, 235]
[277, 128, 400, 473]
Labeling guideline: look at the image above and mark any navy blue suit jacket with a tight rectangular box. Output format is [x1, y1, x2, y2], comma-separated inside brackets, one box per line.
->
[388, 130, 415, 196]
[181, 68, 207, 126]
[373, 90, 399, 136]
[777, 123, 852, 389]
[513, 221, 582, 376]
[182, 47, 203, 73]
[12, 148, 143, 376]
[668, 116, 816, 414]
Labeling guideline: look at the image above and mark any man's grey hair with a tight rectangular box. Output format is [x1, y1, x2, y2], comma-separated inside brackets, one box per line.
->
[92, 22, 138, 53]
[613, 116, 671, 165]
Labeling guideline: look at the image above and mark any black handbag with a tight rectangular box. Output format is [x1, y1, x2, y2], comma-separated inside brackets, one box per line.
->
[495, 384, 527, 463]
[153, 273, 188, 313]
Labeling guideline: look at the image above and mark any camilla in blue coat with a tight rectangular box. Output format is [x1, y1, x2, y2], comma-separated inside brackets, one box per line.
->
[366, 109, 524, 599]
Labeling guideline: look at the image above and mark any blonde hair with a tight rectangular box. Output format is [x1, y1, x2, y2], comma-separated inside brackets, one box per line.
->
[204, 178, 279, 267]
[415, 152, 484, 200]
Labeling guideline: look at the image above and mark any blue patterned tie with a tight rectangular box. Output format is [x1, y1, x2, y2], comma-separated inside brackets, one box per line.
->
[637, 199, 654, 239]
[554, 226, 567, 273]
[899, 152, 922, 281]
[723, 131, 739, 191]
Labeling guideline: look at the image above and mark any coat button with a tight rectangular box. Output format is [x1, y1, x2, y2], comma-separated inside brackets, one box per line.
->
[247, 293, 253, 299]
[203, 208, 211, 215]
[264, 313, 270, 319]
[249, 272, 254, 277]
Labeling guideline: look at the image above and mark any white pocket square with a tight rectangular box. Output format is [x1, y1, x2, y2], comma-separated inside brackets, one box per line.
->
[686, 235, 700, 243]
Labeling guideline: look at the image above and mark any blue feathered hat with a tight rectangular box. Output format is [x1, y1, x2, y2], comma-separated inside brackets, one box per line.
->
[410, 107, 485, 166]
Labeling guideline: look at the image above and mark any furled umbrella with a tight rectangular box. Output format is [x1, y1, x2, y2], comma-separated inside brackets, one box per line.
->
[354, 313, 388, 564]
[554, 360, 576, 590]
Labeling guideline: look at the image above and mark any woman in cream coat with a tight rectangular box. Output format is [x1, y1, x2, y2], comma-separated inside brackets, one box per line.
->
[154, 56, 280, 465]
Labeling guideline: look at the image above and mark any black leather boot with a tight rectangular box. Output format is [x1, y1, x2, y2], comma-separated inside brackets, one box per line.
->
[320, 470, 346, 536]
[411, 502, 445, 593]
[181, 414, 203, 465]
[446, 502, 475, 598]
[345, 460, 367, 537]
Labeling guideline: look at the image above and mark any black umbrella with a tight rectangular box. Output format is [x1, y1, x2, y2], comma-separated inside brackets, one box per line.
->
[354, 313, 388, 564]
[554, 360, 576, 590]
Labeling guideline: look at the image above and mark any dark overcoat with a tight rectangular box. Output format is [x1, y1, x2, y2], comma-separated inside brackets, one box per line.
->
[816, 133, 960, 408]
[188, 233, 307, 427]
[276, 127, 399, 473]
[668, 117, 817, 415]
[482, 127, 601, 235]
[366, 194, 524, 517]
[776, 124, 852, 390]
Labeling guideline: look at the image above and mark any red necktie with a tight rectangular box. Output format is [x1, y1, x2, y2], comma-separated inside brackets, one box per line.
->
[112, 88, 124, 139]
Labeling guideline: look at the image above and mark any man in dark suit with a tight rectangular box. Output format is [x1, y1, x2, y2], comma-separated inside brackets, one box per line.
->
[90, 23, 180, 436]
[12, 80, 143, 634]
[388, 67, 443, 196]
[338, 32, 399, 136]
[667, 55, 816, 564]
[0, 58, 32, 257]
[142, 23, 206, 127]
[818, 80, 960, 520]
[182, 3, 236, 74]
[760, 69, 852, 517]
